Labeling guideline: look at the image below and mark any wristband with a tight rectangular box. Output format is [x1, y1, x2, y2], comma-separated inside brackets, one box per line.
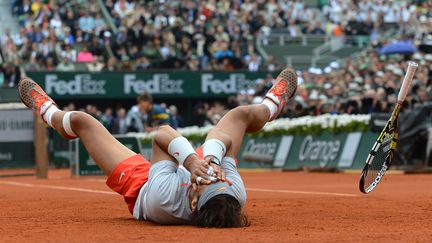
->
[202, 139, 226, 166]
[168, 136, 196, 165]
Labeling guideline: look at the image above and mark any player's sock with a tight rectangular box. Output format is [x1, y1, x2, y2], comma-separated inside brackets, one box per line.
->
[262, 98, 278, 121]
[41, 101, 60, 128]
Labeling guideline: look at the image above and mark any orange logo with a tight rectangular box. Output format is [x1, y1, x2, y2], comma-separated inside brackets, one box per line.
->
[216, 187, 227, 192]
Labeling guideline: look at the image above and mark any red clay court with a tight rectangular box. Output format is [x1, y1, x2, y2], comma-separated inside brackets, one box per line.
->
[1, 169, 431, 242]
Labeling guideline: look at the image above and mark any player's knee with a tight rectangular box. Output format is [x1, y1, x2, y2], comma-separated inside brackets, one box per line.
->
[233, 106, 252, 120]
[152, 125, 174, 144]
[158, 124, 171, 131]
[70, 111, 92, 128]
[156, 125, 175, 135]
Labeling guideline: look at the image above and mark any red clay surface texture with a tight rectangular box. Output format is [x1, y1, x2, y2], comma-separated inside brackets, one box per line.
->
[1, 169, 431, 242]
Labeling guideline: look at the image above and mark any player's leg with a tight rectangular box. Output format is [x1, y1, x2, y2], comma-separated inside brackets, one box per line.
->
[18, 77, 135, 175]
[204, 68, 298, 158]
[208, 104, 270, 158]
[55, 111, 136, 174]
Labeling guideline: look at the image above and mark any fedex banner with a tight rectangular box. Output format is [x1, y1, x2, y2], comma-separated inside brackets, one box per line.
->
[27, 71, 277, 99]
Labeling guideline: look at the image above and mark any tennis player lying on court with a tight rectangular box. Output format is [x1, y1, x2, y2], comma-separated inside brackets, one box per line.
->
[18, 68, 297, 228]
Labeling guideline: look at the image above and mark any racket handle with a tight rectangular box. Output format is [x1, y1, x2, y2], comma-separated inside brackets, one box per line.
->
[397, 61, 418, 103]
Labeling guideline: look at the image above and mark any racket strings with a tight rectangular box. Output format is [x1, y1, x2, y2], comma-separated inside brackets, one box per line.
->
[364, 142, 390, 191]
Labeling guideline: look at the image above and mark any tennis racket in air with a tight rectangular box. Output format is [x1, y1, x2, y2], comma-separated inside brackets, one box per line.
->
[359, 61, 418, 194]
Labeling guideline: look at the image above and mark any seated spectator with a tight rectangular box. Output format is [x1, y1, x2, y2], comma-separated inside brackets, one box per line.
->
[247, 54, 260, 71]
[87, 56, 105, 72]
[114, 0, 134, 18]
[45, 57, 55, 72]
[25, 56, 41, 71]
[169, 105, 185, 128]
[1, 61, 21, 87]
[265, 56, 279, 72]
[49, 13, 62, 29]
[119, 57, 133, 71]
[100, 107, 114, 131]
[77, 45, 94, 63]
[78, 11, 95, 33]
[103, 57, 117, 71]
[88, 37, 105, 57]
[135, 93, 177, 131]
[56, 57, 75, 71]
[94, 14, 106, 34]
[126, 97, 147, 133]
[60, 44, 76, 62]
[194, 103, 213, 127]
[86, 104, 101, 119]
[111, 108, 128, 134]
[62, 27, 75, 46]
[214, 41, 233, 60]
[135, 56, 150, 70]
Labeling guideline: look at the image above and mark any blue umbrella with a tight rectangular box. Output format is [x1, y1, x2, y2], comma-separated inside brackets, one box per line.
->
[379, 41, 417, 55]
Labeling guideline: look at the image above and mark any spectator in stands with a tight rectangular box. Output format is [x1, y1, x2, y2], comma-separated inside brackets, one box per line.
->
[45, 57, 55, 72]
[60, 43, 77, 62]
[94, 14, 106, 34]
[247, 54, 260, 72]
[1, 61, 21, 88]
[135, 56, 151, 70]
[114, 0, 134, 18]
[169, 105, 185, 128]
[87, 56, 105, 72]
[88, 37, 105, 57]
[194, 102, 213, 127]
[112, 108, 128, 135]
[49, 13, 62, 29]
[78, 11, 95, 34]
[56, 57, 75, 72]
[133, 93, 176, 131]
[25, 56, 41, 71]
[63, 102, 76, 112]
[100, 107, 114, 132]
[103, 57, 117, 71]
[265, 56, 279, 72]
[86, 104, 101, 119]
[126, 95, 148, 133]
[77, 45, 94, 63]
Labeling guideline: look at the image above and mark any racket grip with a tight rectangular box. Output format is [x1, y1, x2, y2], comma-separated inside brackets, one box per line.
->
[397, 61, 418, 103]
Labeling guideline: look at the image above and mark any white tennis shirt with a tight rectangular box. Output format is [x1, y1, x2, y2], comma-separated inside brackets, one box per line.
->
[133, 157, 246, 224]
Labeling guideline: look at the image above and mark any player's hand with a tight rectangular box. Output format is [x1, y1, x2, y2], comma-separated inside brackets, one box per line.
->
[183, 155, 213, 185]
[205, 156, 233, 186]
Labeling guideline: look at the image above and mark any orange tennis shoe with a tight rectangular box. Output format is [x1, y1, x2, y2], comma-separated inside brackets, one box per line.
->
[265, 67, 298, 120]
[18, 77, 57, 121]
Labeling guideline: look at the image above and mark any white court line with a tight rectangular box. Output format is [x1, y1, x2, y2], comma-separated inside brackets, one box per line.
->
[0, 181, 117, 195]
[247, 188, 358, 197]
[0, 180, 358, 197]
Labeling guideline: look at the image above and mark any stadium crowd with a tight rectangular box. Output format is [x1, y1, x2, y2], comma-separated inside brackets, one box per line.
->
[1, 0, 430, 79]
[1, 0, 431, 133]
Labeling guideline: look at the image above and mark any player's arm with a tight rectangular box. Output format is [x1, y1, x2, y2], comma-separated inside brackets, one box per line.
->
[201, 127, 233, 183]
[152, 125, 214, 185]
